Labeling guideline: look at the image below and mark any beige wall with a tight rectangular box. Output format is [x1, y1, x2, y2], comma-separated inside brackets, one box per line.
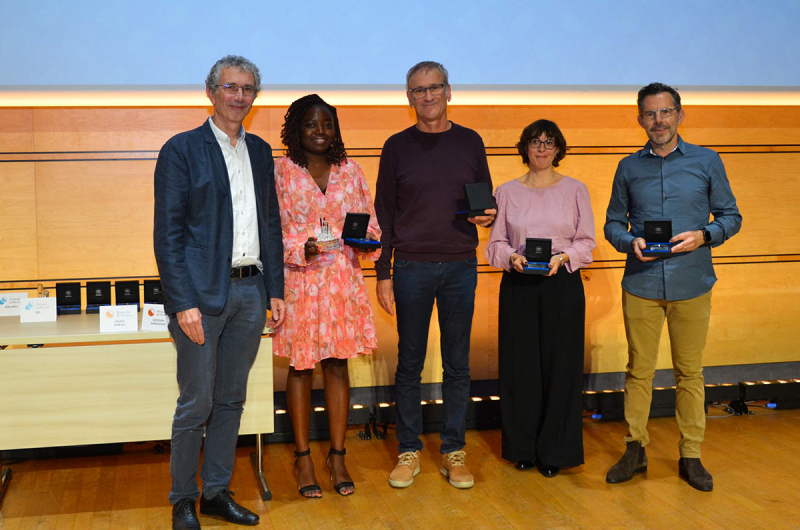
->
[1, 104, 798, 391]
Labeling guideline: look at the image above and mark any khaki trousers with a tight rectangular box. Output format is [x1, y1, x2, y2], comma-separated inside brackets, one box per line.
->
[621, 289, 712, 458]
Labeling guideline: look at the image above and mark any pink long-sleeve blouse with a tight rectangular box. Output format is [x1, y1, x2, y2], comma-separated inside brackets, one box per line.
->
[486, 176, 596, 273]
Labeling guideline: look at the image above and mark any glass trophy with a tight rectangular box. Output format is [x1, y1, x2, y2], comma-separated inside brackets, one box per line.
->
[315, 218, 340, 252]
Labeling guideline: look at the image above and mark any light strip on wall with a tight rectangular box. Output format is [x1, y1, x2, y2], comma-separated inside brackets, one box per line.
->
[1, 85, 799, 107]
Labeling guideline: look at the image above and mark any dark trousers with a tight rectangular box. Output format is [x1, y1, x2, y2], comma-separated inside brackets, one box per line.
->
[393, 257, 478, 454]
[498, 267, 585, 467]
[168, 273, 267, 504]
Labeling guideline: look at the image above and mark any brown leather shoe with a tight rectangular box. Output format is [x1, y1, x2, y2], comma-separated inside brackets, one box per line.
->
[388, 451, 420, 488]
[606, 441, 648, 484]
[679, 457, 713, 492]
[440, 450, 474, 489]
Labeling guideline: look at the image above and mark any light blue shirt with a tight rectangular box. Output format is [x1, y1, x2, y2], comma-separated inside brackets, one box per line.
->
[604, 136, 742, 301]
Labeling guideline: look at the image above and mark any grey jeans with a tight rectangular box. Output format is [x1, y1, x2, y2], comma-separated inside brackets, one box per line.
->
[168, 272, 267, 504]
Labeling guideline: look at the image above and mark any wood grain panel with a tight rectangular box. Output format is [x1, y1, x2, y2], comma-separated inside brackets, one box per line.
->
[35, 160, 158, 279]
[0, 104, 797, 384]
[581, 262, 800, 374]
[0, 108, 34, 152]
[32, 108, 211, 152]
[333, 259, 800, 390]
[0, 163, 38, 281]
[720, 153, 800, 255]
[447, 105, 800, 149]
[5, 412, 800, 527]
[486, 152, 800, 261]
[267, 106, 418, 152]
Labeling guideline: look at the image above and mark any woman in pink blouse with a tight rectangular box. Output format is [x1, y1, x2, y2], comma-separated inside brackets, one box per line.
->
[486, 119, 595, 478]
[273, 94, 381, 498]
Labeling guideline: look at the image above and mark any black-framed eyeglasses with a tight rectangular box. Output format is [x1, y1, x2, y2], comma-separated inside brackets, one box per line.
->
[216, 83, 257, 97]
[640, 106, 677, 121]
[529, 138, 556, 150]
[408, 83, 447, 99]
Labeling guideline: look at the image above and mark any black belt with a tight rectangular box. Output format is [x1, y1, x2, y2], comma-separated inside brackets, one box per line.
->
[231, 265, 259, 279]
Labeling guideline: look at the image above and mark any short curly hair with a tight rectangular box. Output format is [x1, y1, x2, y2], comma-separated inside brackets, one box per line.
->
[280, 94, 347, 167]
[205, 55, 261, 96]
[516, 119, 568, 168]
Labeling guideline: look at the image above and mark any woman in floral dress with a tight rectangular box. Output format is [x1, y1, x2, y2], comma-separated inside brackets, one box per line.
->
[273, 94, 381, 498]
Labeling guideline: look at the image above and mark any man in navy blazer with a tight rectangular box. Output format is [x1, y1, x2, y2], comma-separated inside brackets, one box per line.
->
[154, 55, 285, 530]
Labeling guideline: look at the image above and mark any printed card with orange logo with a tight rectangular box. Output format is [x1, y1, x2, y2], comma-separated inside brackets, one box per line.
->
[141, 303, 169, 331]
[99, 305, 138, 333]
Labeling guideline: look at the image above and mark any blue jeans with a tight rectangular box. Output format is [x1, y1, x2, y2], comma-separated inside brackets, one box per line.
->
[168, 273, 267, 504]
[392, 257, 478, 454]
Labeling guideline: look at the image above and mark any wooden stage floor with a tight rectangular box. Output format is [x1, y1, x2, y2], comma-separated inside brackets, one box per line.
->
[1, 406, 799, 529]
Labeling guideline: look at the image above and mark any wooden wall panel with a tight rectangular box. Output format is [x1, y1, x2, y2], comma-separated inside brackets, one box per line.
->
[721, 153, 800, 255]
[267, 106, 418, 150]
[0, 163, 38, 281]
[32, 108, 212, 152]
[269, 258, 800, 391]
[446, 105, 800, 148]
[34, 161, 158, 279]
[1, 103, 798, 389]
[0, 109, 34, 152]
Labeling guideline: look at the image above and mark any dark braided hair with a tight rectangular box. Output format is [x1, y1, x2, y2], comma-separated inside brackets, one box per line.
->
[280, 94, 347, 167]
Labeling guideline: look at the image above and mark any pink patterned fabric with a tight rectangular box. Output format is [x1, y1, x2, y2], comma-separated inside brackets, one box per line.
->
[272, 157, 381, 370]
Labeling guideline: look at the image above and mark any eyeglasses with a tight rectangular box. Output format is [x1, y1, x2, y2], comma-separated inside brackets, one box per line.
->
[640, 107, 677, 121]
[529, 138, 556, 150]
[216, 83, 257, 97]
[408, 83, 447, 99]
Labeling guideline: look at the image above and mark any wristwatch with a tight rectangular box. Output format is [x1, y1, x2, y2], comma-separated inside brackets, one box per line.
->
[701, 228, 711, 244]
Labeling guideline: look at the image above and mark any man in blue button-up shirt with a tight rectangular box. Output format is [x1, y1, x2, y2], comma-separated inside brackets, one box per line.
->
[603, 83, 742, 492]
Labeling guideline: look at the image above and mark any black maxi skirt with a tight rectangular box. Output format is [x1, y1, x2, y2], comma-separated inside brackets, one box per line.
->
[498, 266, 585, 467]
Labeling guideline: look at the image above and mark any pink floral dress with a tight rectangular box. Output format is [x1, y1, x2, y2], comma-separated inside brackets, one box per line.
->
[273, 157, 381, 370]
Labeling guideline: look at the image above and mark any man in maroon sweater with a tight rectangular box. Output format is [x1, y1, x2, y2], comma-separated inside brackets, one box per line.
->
[375, 61, 496, 490]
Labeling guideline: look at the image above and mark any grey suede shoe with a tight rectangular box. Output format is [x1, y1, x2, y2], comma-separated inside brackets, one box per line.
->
[679, 457, 713, 491]
[606, 441, 648, 484]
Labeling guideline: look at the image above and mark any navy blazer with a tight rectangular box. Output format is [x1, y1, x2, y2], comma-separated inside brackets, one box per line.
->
[153, 120, 284, 315]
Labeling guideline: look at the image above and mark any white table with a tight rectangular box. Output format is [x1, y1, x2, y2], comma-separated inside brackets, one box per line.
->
[0, 313, 275, 504]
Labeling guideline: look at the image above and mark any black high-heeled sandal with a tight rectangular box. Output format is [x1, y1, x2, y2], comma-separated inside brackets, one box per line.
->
[294, 449, 322, 498]
[327, 447, 355, 496]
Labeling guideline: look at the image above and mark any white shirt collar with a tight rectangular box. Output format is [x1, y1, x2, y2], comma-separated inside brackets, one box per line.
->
[208, 116, 245, 147]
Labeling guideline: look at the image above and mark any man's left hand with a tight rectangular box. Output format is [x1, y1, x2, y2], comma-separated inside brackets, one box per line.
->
[670, 230, 704, 254]
[468, 208, 497, 228]
[268, 298, 286, 328]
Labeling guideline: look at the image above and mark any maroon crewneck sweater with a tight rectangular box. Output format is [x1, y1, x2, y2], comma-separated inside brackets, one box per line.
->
[374, 122, 493, 280]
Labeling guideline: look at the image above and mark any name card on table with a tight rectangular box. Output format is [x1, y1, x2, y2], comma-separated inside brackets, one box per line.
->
[99, 305, 138, 332]
[19, 297, 57, 323]
[141, 303, 170, 331]
[0, 292, 28, 317]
